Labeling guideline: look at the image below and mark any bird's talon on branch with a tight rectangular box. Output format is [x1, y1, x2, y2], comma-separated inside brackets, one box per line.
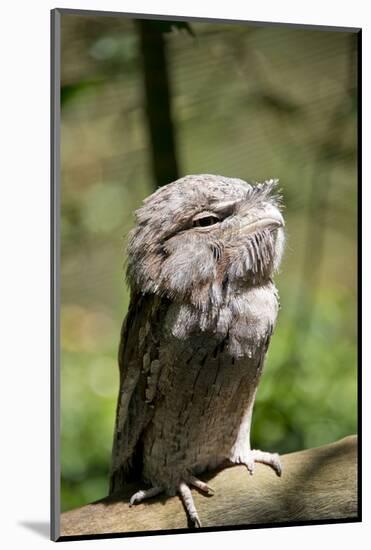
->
[190, 515, 202, 528]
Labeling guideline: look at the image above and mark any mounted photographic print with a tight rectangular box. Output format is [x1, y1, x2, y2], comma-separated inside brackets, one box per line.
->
[51, 8, 361, 542]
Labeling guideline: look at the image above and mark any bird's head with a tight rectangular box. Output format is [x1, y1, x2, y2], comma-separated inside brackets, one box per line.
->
[127, 174, 285, 309]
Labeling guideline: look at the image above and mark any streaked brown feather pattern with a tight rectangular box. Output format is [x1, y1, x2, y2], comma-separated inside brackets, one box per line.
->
[109, 174, 285, 526]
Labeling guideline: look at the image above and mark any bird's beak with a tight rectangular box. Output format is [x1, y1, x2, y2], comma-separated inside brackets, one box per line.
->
[239, 212, 285, 236]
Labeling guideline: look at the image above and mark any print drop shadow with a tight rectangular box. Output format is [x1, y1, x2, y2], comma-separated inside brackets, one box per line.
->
[18, 521, 50, 539]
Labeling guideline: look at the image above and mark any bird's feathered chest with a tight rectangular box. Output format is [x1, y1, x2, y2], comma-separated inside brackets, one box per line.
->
[110, 282, 279, 493]
[142, 283, 278, 480]
[164, 281, 279, 356]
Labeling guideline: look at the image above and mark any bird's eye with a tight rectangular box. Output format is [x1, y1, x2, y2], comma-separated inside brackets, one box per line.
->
[193, 215, 220, 228]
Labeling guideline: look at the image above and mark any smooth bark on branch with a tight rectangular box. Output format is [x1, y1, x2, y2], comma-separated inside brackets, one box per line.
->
[60, 435, 358, 537]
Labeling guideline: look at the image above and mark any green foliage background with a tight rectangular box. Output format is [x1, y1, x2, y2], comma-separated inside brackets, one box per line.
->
[60, 15, 357, 512]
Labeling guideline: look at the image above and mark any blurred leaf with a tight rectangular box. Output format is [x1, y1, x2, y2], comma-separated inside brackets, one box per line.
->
[90, 33, 138, 62]
[61, 79, 105, 106]
[250, 91, 303, 116]
[319, 140, 356, 163]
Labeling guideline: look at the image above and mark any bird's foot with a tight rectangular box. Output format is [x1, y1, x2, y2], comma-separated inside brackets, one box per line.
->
[129, 476, 213, 528]
[188, 475, 215, 496]
[231, 449, 282, 477]
[178, 481, 202, 528]
[129, 485, 164, 506]
[178, 476, 215, 528]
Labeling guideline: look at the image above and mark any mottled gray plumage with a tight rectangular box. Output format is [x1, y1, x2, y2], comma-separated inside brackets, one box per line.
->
[109, 174, 285, 527]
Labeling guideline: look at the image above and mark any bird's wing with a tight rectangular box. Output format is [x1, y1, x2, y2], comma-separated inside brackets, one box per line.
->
[109, 293, 168, 494]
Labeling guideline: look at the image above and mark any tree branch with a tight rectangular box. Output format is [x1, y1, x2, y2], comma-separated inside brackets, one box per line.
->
[60, 435, 357, 537]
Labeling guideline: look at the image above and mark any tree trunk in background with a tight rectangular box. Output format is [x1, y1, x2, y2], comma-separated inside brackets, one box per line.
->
[137, 20, 179, 189]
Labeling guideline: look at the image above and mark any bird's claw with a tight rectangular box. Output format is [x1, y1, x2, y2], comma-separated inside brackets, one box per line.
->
[178, 480, 203, 528]
[129, 479, 206, 528]
[189, 514, 202, 529]
[128, 486, 164, 507]
[232, 449, 282, 477]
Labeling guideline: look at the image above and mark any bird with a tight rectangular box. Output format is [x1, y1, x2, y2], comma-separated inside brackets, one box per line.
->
[109, 174, 285, 528]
